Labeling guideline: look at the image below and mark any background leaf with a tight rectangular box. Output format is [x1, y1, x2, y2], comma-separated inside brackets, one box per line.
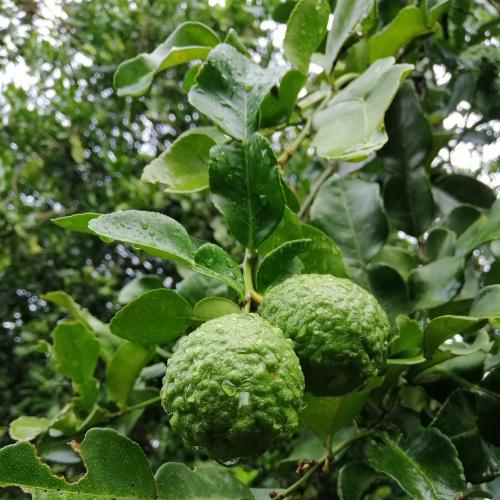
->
[338, 462, 379, 500]
[188, 44, 286, 141]
[433, 174, 496, 210]
[114, 22, 219, 97]
[110, 289, 193, 344]
[9, 416, 52, 442]
[209, 133, 285, 251]
[370, 246, 417, 280]
[283, 0, 330, 74]
[193, 297, 241, 324]
[117, 275, 165, 305]
[51, 213, 101, 235]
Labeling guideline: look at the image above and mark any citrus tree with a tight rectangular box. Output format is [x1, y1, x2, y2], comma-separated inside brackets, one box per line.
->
[2, 0, 500, 499]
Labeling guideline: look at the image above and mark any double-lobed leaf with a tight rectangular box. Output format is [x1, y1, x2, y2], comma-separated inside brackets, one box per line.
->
[114, 22, 219, 97]
[209, 133, 285, 251]
[369, 428, 465, 500]
[141, 127, 227, 193]
[188, 44, 286, 142]
[283, 0, 330, 74]
[312, 57, 413, 161]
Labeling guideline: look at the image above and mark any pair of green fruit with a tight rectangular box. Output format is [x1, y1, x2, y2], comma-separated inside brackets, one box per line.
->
[161, 274, 390, 462]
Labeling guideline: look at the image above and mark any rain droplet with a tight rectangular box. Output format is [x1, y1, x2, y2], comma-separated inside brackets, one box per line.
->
[149, 231, 155, 237]
[226, 258, 234, 268]
[207, 258, 214, 267]
[221, 379, 237, 396]
[259, 195, 268, 206]
[120, 222, 125, 228]
[215, 115, 223, 120]
[229, 271, 236, 280]
[141, 220, 148, 230]
[244, 83, 253, 92]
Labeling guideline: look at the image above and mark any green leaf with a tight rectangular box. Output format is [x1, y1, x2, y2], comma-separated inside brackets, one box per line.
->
[74, 378, 100, 411]
[177, 273, 238, 307]
[193, 297, 241, 324]
[51, 213, 101, 235]
[366, 263, 411, 329]
[424, 228, 456, 262]
[426, 0, 452, 26]
[188, 44, 286, 141]
[182, 63, 202, 92]
[470, 285, 500, 317]
[258, 206, 303, 256]
[338, 462, 379, 500]
[476, 367, 500, 447]
[281, 181, 301, 213]
[114, 22, 219, 97]
[389, 315, 423, 366]
[141, 127, 226, 193]
[278, 431, 327, 475]
[9, 417, 52, 442]
[407, 256, 464, 311]
[111, 289, 193, 344]
[259, 70, 306, 129]
[209, 133, 285, 251]
[256, 239, 311, 294]
[324, 0, 373, 75]
[383, 167, 435, 237]
[0, 428, 156, 498]
[118, 275, 164, 305]
[312, 57, 413, 161]
[300, 377, 383, 445]
[192, 243, 245, 299]
[88, 210, 194, 264]
[105, 342, 155, 409]
[311, 177, 388, 268]
[224, 28, 249, 57]
[370, 246, 417, 281]
[52, 320, 100, 384]
[456, 201, 500, 257]
[431, 389, 500, 484]
[298, 225, 350, 279]
[155, 462, 254, 500]
[440, 205, 482, 238]
[272, 0, 298, 23]
[369, 428, 465, 500]
[368, 7, 429, 64]
[283, 0, 330, 74]
[433, 174, 496, 210]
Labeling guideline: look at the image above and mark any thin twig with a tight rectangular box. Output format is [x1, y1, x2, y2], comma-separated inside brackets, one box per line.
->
[110, 396, 161, 419]
[241, 250, 256, 313]
[298, 161, 336, 220]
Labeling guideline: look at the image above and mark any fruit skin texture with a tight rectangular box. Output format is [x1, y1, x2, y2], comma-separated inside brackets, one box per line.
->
[160, 313, 304, 462]
[258, 274, 390, 397]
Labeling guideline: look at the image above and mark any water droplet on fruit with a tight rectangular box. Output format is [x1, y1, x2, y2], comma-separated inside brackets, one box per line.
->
[221, 379, 236, 396]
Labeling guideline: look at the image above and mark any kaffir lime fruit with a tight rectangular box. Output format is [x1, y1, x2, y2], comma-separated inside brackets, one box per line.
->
[160, 313, 304, 463]
[258, 274, 390, 397]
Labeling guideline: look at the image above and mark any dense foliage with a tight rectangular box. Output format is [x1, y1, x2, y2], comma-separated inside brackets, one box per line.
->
[2, 0, 500, 499]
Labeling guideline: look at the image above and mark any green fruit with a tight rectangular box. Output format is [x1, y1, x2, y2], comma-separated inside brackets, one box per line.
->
[161, 313, 304, 463]
[258, 274, 390, 397]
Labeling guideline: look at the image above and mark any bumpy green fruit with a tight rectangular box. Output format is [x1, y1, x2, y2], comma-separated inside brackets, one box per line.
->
[161, 313, 304, 463]
[258, 274, 390, 397]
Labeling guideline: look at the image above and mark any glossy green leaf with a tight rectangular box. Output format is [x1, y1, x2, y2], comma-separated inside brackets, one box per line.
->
[0, 428, 156, 498]
[366, 263, 410, 329]
[256, 239, 311, 294]
[456, 201, 500, 257]
[9, 417, 52, 442]
[284, 0, 330, 74]
[52, 320, 100, 384]
[324, 0, 373, 74]
[281, 181, 301, 213]
[223, 28, 249, 57]
[192, 243, 245, 299]
[440, 205, 482, 238]
[312, 57, 413, 161]
[272, 1, 298, 23]
[390, 315, 423, 358]
[370, 246, 417, 280]
[155, 462, 254, 500]
[188, 44, 286, 141]
[177, 272, 238, 307]
[378, 81, 432, 173]
[424, 228, 456, 262]
[383, 167, 435, 237]
[182, 63, 202, 92]
[88, 210, 194, 264]
[141, 128, 226, 193]
[311, 177, 388, 268]
[258, 206, 303, 256]
[51, 213, 101, 235]
[338, 462, 379, 500]
[426, 0, 452, 26]
[301, 377, 383, 445]
[114, 22, 219, 97]
[369, 428, 465, 500]
[105, 342, 155, 409]
[259, 70, 306, 129]
[298, 224, 350, 279]
[433, 174, 496, 210]
[431, 389, 500, 484]
[111, 289, 193, 344]
[193, 297, 241, 325]
[407, 256, 464, 311]
[476, 367, 500, 447]
[470, 285, 500, 317]
[368, 7, 429, 63]
[117, 275, 164, 305]
[209, 133, 285, 251]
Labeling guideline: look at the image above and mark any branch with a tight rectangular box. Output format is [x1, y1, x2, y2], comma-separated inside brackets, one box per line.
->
[110, 396, 161, 419]
[241, 249, 256, 313]
[298, 161, 336, 220]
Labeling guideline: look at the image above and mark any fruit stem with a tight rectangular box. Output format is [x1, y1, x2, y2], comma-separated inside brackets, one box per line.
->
[250, 291, 263, 304]
[242, 249, 256, 314]
[275, 429, 377, 499]
[108, 396, 161, 419]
